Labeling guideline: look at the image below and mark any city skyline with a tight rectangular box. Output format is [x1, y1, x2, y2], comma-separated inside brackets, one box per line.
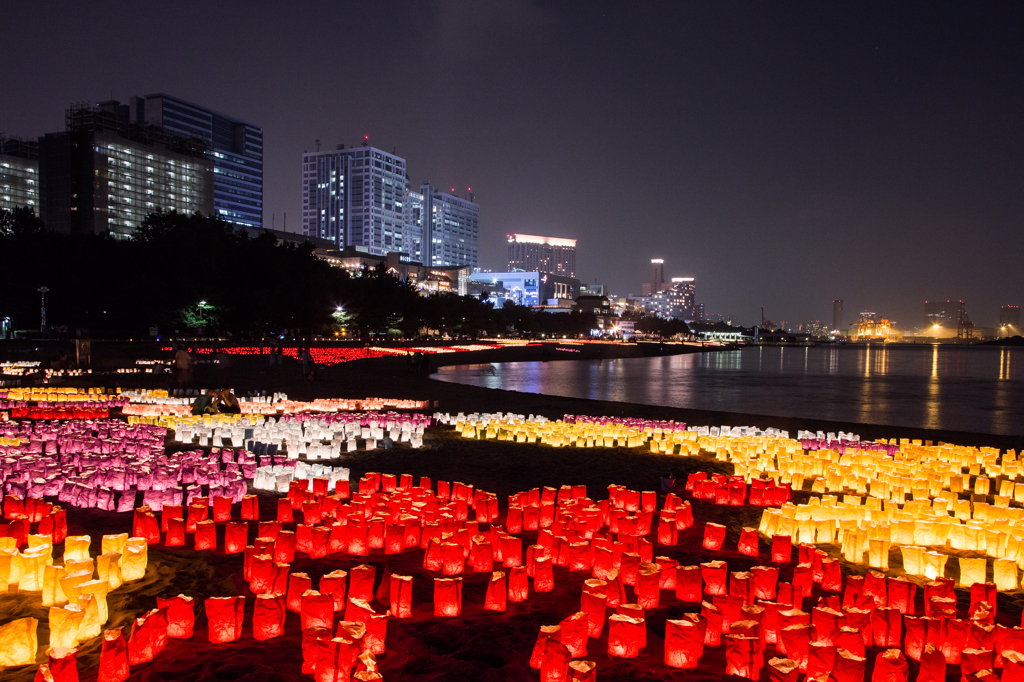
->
[1, 2, 1021, 327]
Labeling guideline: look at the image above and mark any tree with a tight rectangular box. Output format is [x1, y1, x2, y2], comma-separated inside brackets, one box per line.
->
[0, 207, 45, 237]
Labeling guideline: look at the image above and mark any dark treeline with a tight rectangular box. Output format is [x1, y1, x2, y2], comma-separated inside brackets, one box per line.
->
[0, 209, 640, 340]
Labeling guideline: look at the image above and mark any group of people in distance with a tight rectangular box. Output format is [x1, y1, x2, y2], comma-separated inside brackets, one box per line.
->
[190, 388, 242, 415]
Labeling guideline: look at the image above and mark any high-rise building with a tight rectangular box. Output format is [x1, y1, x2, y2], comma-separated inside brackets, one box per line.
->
[419, 182, 479, 268]
[832, 299, 843, 332]
[1001, 305, 1021, 329]
[924, 300, 957, 328]
[0, 136, 39, 213]
[695, 303, 705, 322]
[506, 233, 576, 277]
[643, 259, 665, 297]
[644, 277, 695, 320]
[302, 144, 409, 255]
[129, 94, 263, 228]
[39, 102, 213, 238]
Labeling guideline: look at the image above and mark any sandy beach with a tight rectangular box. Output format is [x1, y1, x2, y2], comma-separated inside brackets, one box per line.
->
[2, 344, 1023, 681]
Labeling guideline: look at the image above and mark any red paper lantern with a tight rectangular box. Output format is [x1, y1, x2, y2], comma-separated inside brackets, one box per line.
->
[301, 590, 335, 631]
[677, 565, 703, 602]
[277, 497, 293, 523]
[133, 507, 160, 545]
[557, 611, 588, 658]
[729, 571, 752, 605]
[471, 538, 494, 573]
[961, 647, 994, 680]
[535, 556, 555, 593]
[483, 571, 507, 612]
[888, 576, 916, 615]
[918, 643, 946, 682]
[223, 522, 247, 555]
[441, 542, 465, 575]
[98, 627, 129, 682]
[703, 522, 726, 551]
[540, 638, 571, 682]
[725, 634, 761, 679]
[619, 552, 640, 586]
[665, 618, 703, 669]
[750, 565, 778, 601]
[812, 605, 841, 645]
[212, 496, 232, 523]
[206, 596, 245, 643]
[821, 558, 842, 593]
[302, 627, 333, 675]
[605, 570, 626, 609]
[434, 577, 462, 617]
[657, 514, 678, 546]
[128, 612, 155, 665]
[274, 530, 297, 563]
[568, 660, 596, 682]
[792, 563, 813, 601]
[844, 575, 864, 608]
[871, 607, 902, 648]
[348, 564, 375, 603]
[655, 556, 678, 590]
[832, 648, 866, 682]
[388, 574, 413, 618]
[738, 527, 758, 556]
[872, 648, 908, 682]
[834, 625, 864, 657]
[701, 601, 724, 647]
[767, 657, 800, 682]
[186, 501, 208, 533]
[509, 565, 529, 602]
[806, 641, 837, 679]
[675, 501, 693, 529]
[240, 494, 258, 520]
[701, 560, 728, 597]
[363, 613, 389, 656]
[635, 563, 661, 609]
[156, 594, 195, 639]
[841, 606, 873, 648]
[904, 616, 925, 661]
[165, 516, 186, 547]
[252, 593, 285, 641]
[863, 571, 887, 607]
[581, 585, 607, 637]
[760, 602, 781, 645]
[779, 624, 811, 671]
[531, 625, 561, 669]
[971, 582, 998, 617]
[195, 519, 217, 551]
[607, 614, 645, 658]
[45, 647, 78, 682]
[288, 573, 313, 614]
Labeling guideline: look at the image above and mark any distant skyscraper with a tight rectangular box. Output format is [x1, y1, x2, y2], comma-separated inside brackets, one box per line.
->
[644, 259, 665, 297]
[1001, 305, 1021, 329]
[302, 144, 409, 255]
[0, 136, 39, 213]
[130, 94, 263, 228]
[507, 233, 576, 277]
[924, 300, 956, 328]
[39, 102, 213, 238]
[419, 182, 479, 268]
[832, 299, 843, 331]
[645, 277, 695, 320]
[695, 302, 705, 322]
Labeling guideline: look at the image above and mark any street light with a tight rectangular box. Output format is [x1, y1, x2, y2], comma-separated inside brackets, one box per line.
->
[197, 300, 209, 329]
[38, 286, 49, 335]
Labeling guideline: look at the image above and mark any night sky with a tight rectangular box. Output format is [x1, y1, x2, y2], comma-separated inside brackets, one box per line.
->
[2, 2, 1021, 328]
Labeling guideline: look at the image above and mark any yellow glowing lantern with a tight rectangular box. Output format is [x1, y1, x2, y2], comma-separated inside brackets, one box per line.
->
[121, 543, 148, 582]
[0, 617, 38, 667]
[63, 558, 94, 577]
[48, 605, 85, 649]
[59, 570, 93, 602]
[958, 557, 987, 588]
[994, 558, 1017, 592]
[900, 546, 924, 576]
[963, 526, 982, 552]
[42, 564, 68, 607]
[868, 539, 890, 570]
[0, 537, 16, 552]
[78, 579, 110, 624]
[97, 553, 122, 590]
[18, 547, 50, 591]
[974, 476, 990, 495]
[0, 550, 12, 593]
[102, 533, 128, 556]
[922, 551, 949, 580]
[914, 521, 937, 547]
[76, 593, 101, 639]
[64, 536, 91, 564]
[950, 476, 964, 493]
[27, 535, 52, 551]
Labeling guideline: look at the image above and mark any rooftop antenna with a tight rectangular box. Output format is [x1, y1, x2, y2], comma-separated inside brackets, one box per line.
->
[761, 306, 765, 327]
[315, 139, 321, 152]
[362, 135, 369, 147]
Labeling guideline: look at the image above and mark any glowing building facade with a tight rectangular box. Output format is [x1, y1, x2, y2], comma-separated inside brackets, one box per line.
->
[506, 233, 576, 277]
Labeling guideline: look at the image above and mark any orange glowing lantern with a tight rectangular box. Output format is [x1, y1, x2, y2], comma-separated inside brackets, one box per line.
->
[42, 564, 67, 607]
[205, 596, 245, 643]
[98, 627, 129, 682]
[665, 618, 703, 669]
[47, 605, 83, 650]
[434, 577, 462, 617]
[120, 541, 148, 582]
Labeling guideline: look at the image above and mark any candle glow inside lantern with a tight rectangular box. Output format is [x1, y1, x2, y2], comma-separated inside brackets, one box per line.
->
[703, 522, 726, 551]
[47, 605, 84, 650]
[205, 596, 245, 643]
[665, 618, 703, 669]
[156, 594, 195, 639]
[559, 611, 589, 657]
[701, 561, 728, 596]
[607, 614, 645, 658]
[434, 577, 463, 617]
[738, 527, 758, 556]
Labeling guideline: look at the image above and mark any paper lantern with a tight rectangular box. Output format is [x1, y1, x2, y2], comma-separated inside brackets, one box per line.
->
[186, 501, 208, 533]
[677, 565, 702, 602]
[655, 556, 678, 590]
[581, 584, 607, 637]
[701, 561, 727, 596]
[121, 542, 148, 582]
[832, 648, 865, 682]
[165, 517, 186, 547]
[155, 594, 194, 639]
[872, 607, 902, 648]
[19, 547, 49, 591]
[729, 571, 752, 605]
[76, 593, 102, 640]
[535, 556, 554, 593]
[79, 579, 111, 624]
[806, 641, 837, 679]
[792, 563, 813, 601]
[349, 564, 376, 602]
[821, 558, 842, 593]
[96, 554, 122, 591]
[767, 657, 800, 682]
[835, 625, 864, 657]
[635, 563, 661, 609]
[205, 596, 245, 643]
[701, 601, 724, 647]
[485, 571, 507, 612]
[942, 618, 970, 665]
[607, 614, 645, 658]
[275, 530, 297, 563]
[917, 643, 946, 682]
[363, 613, 389, 656]
[64, 535, 91, 563]
[284, 573, 313, 614]
[321, 570, 348, 611]
[48, 605, 84, 650]
[434, 577, 462, 617]
[738, 527, 759, 556]
[665, 618, 703, 669]
[558, 611, 589, 658]
[750, 565, 778, 601]
[240, 494, 258, 520]
[994, 558, 1017, 591]
[863, 570, 887, 607]
[725, 634, 761, 679]
[133, 508, 161, 545]
[441, 542, 465, 575]
[568, 660, 597, 682]
[98, 627, 129, 682]
[128, 613, 155, 665]
[779, 624, 810, 671]
[971, 583, 997, 618]
[772, 535, 793, 563]
[301, 590, 335, 631]
[277, 497, 293, 523]
[961, 648, 994, 681]
[872, 648, 908, 682]
[42, 564, 67, 607]
[903, 616, 925, 661]
[959, 557, 987, 588]
[606, 570, 626, 609]
[703, 522, 726, 551]
[302, 627, 333, 675]
[812, 606, 841, 645]
[540, 638, 571, 682]
[194, 519, 217, 551]
[531, 625, 561, 669]
[390, 574, 413, 618]
[509, 565, 529, 602]
[619, 552, 640, 586]
[223, 522, 247, 555]
[967, 622, 995, 650]
[887, 576, 916, 615]
[1003, 651, 1024, 682]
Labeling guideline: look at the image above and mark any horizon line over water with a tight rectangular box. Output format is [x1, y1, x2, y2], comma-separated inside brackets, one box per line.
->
[432, 345, 1024, 437]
